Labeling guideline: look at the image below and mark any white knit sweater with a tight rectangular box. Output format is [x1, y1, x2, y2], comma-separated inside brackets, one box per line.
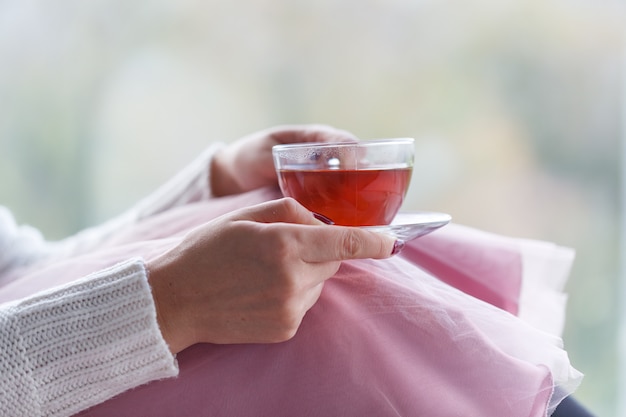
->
[0, 259, 177, 416]
[0, 144, 221, 417]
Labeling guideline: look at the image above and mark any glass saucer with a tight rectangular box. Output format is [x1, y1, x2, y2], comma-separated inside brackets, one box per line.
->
[361, 211, 451, 241]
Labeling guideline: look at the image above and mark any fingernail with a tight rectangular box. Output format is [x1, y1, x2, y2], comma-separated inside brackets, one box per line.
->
[391, 240, 405, 256]
[313, 212, 334, 225]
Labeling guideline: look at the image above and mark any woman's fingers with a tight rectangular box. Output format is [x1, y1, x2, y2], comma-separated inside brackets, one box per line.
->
[235, 198, 397, 262]
[230, 197, 324, 226]
[211, 124, 359, 197]
[294, 225, 396, 263]
[268, 124, 358, 145]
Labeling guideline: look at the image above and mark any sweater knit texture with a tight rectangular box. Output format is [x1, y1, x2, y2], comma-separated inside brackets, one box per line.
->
[0, 143, 221, 416]
[0, 259, 178, 417]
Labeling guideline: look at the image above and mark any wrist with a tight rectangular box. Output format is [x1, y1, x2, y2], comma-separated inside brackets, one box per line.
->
[146, 254, 189, 354]
[210, 148, 241, 197]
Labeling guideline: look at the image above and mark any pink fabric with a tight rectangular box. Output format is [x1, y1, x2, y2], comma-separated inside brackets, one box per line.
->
[0, 188, 580, 416]
[405, 225, 523, 315]
[75, 260, 553, 417]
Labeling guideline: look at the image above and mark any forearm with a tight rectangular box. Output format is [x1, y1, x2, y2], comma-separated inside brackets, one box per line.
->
[0, 143, 224, 276]
[0, 258, 177, 417]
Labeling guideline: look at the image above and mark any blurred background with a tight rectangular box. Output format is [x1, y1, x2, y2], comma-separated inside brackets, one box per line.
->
[0, 0, 623, 414]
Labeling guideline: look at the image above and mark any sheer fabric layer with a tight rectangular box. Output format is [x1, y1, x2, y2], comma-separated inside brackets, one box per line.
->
[1, 188, 582, 416]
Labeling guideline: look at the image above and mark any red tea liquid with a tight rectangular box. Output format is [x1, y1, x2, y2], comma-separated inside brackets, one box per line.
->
[277, 167, 412, 226]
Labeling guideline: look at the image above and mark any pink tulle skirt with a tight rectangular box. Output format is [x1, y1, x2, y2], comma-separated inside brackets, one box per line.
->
[0, 188, 582, 416]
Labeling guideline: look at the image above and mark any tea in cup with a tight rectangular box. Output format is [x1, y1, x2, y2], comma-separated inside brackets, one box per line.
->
[272, 138, 414, 226]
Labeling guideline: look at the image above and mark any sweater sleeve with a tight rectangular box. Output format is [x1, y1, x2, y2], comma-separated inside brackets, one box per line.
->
[50, 143, 225, 260]
[0, 258, 178, 417]
[0, 207, 53, 283]
[0, 143, 223, 282]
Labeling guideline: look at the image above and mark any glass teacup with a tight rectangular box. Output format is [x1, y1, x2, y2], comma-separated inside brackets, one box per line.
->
[272, 138, 415, 226]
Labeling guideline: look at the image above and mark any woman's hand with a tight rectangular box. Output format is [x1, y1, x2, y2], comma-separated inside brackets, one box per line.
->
[210, 124, 357, 197]
[146, 198, 396, 354]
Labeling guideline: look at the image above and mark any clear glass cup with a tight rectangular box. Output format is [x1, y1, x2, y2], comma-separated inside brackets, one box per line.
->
[272, 138, 415, 226]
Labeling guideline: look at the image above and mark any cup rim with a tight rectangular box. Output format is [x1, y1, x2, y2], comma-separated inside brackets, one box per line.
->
[272, 137, 414, 153]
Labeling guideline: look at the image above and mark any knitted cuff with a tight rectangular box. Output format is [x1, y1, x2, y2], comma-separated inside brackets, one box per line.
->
[0, 258, 178, 417]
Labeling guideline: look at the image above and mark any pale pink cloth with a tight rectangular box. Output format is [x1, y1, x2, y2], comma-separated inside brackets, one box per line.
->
[0, 188, 582, 416]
